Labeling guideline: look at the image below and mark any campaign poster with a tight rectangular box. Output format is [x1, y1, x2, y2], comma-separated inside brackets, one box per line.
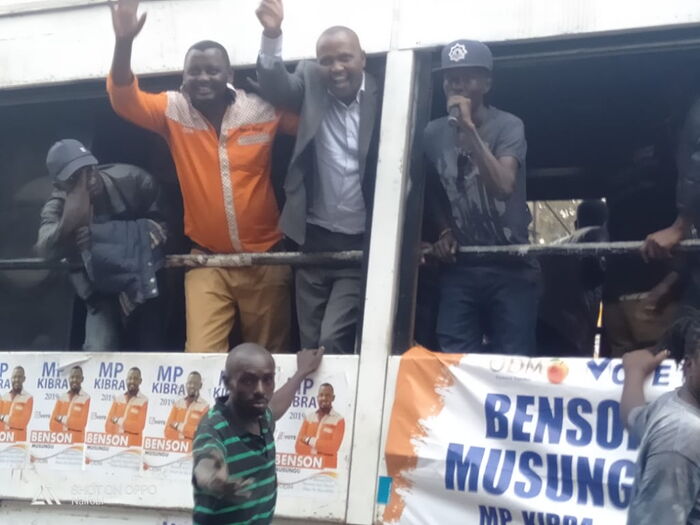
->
[29, 356, 89, 469]
[275, 365, 354, 501]
[84, 356, 149, 473]
[142, 356, 219, 480]
[0, 355, 34, 468]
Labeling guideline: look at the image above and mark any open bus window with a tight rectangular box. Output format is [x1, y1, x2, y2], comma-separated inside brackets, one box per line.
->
[399, 30, 700, 358]
[0, 54, 387, 354]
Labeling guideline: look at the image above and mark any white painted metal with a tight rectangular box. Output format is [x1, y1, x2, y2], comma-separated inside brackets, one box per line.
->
[1, 0, 700, 89]
[0, 500, 336, 524]
[394, 0, 700, 50]
[0, 0, 394, 89]
[345, 49, 415, 525]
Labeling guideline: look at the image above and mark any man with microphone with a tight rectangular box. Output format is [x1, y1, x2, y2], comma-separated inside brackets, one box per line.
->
[424, 40, 539, 355]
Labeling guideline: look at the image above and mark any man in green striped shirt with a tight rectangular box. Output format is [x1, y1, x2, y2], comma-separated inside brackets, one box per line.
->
[192, 343, 324, 524]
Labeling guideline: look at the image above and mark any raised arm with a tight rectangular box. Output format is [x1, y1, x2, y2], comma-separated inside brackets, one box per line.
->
[36, 176, 91, 259]
[269, 348, 324, 421]
[620, 349, 669, 431]
[110, 0, 147, 86]
[255, 0, 305, 112]
[107, 0, 168, 134]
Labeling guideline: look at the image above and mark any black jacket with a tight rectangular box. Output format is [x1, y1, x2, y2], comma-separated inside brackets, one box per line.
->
[36, 164, 166, 305]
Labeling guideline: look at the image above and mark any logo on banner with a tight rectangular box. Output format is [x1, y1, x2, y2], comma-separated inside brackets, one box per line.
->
[31, 485, 62, 505]
[547, 360, 569, 384]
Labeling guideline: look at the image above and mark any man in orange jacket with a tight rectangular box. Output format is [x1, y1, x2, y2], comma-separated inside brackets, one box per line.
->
[105, 367, 148, 447]
[164, 371, 209, 441]
[107, 0, 298, 353]
[295, 383, 345, 468]
[0, 366, 33, 442]
[50, 366, 90, 443]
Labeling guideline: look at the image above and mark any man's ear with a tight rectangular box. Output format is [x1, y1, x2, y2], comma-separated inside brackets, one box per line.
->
[483, 75, 493, 95]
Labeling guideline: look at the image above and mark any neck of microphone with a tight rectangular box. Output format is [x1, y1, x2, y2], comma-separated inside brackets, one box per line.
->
[448, 106, 461, 128]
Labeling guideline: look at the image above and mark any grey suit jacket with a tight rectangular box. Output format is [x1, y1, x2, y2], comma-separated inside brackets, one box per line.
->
[257, 58, 381, 246]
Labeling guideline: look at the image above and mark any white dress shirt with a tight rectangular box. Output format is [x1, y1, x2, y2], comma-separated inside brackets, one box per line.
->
[260, 34, 367, 235]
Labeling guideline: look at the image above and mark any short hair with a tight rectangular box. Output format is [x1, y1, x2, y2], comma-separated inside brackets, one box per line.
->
[662, 314, 700, 363]
[70, 366, 83, 374]
[576, 200, 608, 228]
[189, 371, 202, 378]
[186, 40, 231, 68]
[319, 383, 334, 393]
[128, 367, 142, 376]
[317, 26, 361, 48]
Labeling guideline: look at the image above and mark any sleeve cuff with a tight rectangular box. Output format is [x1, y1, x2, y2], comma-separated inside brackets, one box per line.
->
[260, 33, 283, 58]
[106, 72, 138, 93]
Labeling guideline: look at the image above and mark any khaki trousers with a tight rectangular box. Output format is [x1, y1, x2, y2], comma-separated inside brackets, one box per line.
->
[185, 265, 291, 353]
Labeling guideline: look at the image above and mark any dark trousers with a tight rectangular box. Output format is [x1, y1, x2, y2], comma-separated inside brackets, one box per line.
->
[296, 224, 364, 354]
[436, 264, 540, 355]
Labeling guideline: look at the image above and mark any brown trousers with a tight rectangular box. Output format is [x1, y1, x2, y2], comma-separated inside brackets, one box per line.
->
[603, 294, 679, 357]
[185, 265, 291, 353]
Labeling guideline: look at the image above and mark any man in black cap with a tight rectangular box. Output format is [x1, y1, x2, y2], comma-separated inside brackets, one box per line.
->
[424, 40, 539, 355]
[36, 139, 166, 351]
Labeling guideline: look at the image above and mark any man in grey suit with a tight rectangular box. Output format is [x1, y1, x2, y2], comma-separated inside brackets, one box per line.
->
[255, 0, 381, 354]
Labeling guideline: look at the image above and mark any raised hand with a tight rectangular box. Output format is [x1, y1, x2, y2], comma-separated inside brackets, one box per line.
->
[110, 0, 147, 42]
[256, 0, 284, 38]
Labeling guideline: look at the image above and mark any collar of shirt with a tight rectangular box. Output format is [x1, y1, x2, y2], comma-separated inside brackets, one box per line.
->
[328, 73, 366, 107]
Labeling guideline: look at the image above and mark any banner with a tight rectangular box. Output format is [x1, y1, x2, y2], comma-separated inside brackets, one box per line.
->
[384, 347, 681, 525]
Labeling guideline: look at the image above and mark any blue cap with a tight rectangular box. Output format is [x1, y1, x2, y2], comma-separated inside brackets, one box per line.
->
[437, 40, 493, 72]
[46, 139, 98, 182]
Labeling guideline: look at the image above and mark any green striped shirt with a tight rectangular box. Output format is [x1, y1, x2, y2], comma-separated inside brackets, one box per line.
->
[192, 397, 276, 525]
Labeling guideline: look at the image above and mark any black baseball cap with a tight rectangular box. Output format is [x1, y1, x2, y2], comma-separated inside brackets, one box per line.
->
[436, 39, 493, 73]
[46, 139, 98, 182]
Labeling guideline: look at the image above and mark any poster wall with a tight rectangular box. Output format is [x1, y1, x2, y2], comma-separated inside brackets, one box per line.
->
[0, 352, 358, 522]
[383, 346, 682, 525]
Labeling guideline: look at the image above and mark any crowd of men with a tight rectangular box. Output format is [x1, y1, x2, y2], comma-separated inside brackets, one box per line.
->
[25, 0, 700, 522]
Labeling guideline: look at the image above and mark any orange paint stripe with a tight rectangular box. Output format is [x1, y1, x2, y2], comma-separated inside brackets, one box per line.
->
[383, 346, 462, 522]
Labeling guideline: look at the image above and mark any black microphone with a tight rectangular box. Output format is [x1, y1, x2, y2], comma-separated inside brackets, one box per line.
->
[448, 105, 461, 127]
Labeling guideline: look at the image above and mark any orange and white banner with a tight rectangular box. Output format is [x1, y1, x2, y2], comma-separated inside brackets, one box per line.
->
[384, 347, 682, 525]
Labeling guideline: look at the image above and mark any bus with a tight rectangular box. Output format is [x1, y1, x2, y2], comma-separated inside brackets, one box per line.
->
[1, 0, 699, 523]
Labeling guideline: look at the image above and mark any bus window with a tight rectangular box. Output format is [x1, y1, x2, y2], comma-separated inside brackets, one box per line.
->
[395, 32, 700, 357]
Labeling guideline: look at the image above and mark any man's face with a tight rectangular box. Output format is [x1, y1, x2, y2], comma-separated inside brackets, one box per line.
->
[11, 368, 24, 393]
[56, 166, 95, 193]
[126, 369, 142, 396]
[317, 385, 335, 411]
[316, 31, 366, 104]
[227, 355, 275, 418]
[442, 67, 492, 109]
[182, 48, 231, 106]
[69, 368, 83, 394]
[186, 373, 202, 399]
